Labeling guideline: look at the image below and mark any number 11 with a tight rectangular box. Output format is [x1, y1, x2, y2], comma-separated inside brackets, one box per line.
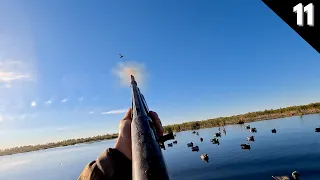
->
[293, 3, 315, 27]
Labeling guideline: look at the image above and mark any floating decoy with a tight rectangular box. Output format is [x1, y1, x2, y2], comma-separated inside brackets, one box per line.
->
[241, 144, 251, 150]
[250, 127, 257, 133]
[187, 142, 193, 147]
[292, 171, 300, 180]
[192, 146, 199, 151]
[272, 170, 300, 180]
[200, 154, 209, 162]
[210, 138, 220, 144]
[247, 136, 255, 142]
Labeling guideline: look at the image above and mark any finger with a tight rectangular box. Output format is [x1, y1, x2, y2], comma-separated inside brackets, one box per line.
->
[149, 111, 164, 137]
[122, 108, 132, 122]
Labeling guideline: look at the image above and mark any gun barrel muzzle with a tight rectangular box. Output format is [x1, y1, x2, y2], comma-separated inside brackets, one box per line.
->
[131, 75, 137, 85]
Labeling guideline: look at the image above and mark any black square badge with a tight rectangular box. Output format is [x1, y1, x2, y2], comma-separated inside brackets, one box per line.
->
[262, 0, 320, 54]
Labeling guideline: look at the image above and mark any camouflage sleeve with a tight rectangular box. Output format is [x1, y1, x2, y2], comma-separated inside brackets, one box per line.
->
[78, 148, 132, 180]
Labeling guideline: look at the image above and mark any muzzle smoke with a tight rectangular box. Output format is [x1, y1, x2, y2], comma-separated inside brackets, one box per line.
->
[112, 62, 147, 87]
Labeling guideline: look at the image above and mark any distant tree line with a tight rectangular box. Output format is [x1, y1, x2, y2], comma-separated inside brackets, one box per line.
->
[0, 134, 118, 156]
[163, 102, 320, 133]
[1, 102, 320, 156]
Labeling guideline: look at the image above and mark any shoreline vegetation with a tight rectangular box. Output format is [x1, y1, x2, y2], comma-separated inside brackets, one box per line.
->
[1, 102, 320, 156]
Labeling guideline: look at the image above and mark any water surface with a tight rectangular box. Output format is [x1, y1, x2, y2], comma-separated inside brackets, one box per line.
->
[1, 114, 320, 180]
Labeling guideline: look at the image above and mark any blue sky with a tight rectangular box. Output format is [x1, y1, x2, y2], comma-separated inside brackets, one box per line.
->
[0, 0, 319, 149]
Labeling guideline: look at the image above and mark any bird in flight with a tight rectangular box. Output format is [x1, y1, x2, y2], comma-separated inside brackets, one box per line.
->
[119, 54, 124, 58]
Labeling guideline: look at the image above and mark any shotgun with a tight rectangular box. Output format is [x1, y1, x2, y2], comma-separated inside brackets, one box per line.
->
[130, 75, 174, 180]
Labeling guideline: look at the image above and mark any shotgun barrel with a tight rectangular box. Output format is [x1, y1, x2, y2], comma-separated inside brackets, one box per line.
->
[130, 75, 174, 180]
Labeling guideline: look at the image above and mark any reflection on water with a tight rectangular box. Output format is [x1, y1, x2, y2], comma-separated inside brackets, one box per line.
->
[1, 114, 320, 180]
[0, 159, 31, 171]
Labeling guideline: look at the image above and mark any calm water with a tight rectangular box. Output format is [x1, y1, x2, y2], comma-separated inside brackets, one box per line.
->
[1, 114, 320, 180]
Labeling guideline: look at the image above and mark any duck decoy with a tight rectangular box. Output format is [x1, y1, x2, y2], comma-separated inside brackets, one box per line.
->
[247, 136, 255, 142]
[187, 142, 193, 147]
[200, 154, 209, 162]
[210, 138, 220, 144]
[241, 144, 251, 150]
[292, 171, 300, 180]
[192, 146, 199, 152]
[249, 127, 257, 133]
[272, 170, 300, 180]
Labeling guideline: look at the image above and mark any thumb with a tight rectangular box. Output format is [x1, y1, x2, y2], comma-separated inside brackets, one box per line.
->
[122, 108, 132, 121]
